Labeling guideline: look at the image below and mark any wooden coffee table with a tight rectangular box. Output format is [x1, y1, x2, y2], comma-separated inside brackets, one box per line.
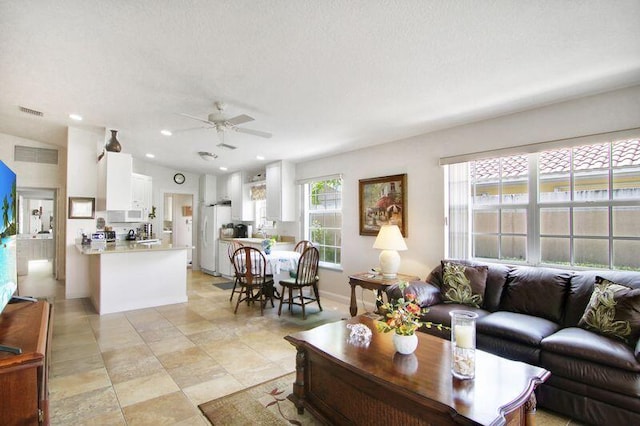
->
[285, 316, 550, 425]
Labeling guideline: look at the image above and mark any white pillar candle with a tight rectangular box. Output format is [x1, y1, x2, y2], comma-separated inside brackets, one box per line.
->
[455, 325, 474, 349]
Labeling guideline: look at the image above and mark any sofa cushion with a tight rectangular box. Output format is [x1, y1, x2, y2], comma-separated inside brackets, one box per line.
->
[477, 334, 541, 366]
[426, 259, 510, 312]
[577, 277, 640, 347]
[500, 266, 571, 323]
[419, 303, 489, 330]
[541, 327, 640, 372]
[439, 261, 488, 308]
[476, 311, 560, 346]
[541, 351, 640, 399]
[386, 281, 441, 308]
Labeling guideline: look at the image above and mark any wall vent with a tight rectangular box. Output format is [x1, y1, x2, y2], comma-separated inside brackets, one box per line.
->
[19, 106, 44, 117]
[14, 146, 58, 165]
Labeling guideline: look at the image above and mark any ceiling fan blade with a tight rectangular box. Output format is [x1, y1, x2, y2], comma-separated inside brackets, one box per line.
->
[179, 112, 215, 125]
[172, 126, 211, 134]
[233, 127, 273, 138]
[226, 114, 254, 126]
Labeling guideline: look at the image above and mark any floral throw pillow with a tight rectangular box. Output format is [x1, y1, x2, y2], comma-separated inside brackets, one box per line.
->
[578, 277, 640, 346]
[440, 261, 488, 309]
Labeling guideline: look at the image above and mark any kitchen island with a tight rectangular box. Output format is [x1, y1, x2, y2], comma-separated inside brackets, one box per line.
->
[76, 241, 187, 315]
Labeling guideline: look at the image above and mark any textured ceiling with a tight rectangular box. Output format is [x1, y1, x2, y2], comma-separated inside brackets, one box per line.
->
[1, 0, 639, 174]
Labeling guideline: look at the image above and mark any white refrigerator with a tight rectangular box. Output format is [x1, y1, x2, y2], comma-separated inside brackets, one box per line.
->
[200, 205, 231, 275]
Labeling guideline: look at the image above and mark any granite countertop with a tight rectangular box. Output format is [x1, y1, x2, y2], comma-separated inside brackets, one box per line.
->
[75, 240, 188, 255]
[232, 237, 294, 245]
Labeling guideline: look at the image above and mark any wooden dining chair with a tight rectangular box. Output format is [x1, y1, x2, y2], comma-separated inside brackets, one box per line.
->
[227, 241, 244, 302]
[293, 240, 313, 254]
[231, 246, 275, 315]
[278, 246, 322, 320]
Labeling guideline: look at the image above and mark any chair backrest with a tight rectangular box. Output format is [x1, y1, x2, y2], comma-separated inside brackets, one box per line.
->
[294, 246, 320, 285]
[228, 241, 244, 261]
[294, 240, 313, 254]
[231, 246, 268, 285]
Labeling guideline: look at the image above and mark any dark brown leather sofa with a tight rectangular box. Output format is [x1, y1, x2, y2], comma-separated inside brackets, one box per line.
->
[386, 259, 640, 425]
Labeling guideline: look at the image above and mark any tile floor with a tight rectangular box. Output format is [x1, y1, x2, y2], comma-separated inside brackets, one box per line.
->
[20, 261, 577, 425]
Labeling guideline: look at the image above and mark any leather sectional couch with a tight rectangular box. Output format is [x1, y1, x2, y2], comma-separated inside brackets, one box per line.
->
[386, 259, 640, 425]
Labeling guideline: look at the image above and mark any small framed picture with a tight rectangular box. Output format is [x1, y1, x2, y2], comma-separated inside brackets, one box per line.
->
[359, 174, 407, 236]
[68, 197, 95, 219]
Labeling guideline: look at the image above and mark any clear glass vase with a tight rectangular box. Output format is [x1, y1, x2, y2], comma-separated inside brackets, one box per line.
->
[450, 310, 478, 379]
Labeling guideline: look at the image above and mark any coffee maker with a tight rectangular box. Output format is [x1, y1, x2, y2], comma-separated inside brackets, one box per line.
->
[234, 224, 248, 238]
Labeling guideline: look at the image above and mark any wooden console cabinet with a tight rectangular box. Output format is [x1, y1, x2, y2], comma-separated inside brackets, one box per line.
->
[0, 301, 52, 425]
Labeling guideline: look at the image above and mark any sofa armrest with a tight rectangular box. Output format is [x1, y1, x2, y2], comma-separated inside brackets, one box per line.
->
[385, 280, 442, 308]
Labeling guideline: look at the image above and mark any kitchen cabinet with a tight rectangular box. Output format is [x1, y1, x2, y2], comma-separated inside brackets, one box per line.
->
[229, 171, 254, 221]
[131, 173, 152, 216]
[217, 240, 233, 278]
[266, 160, 296, 221]
[97, 152, 133, 211]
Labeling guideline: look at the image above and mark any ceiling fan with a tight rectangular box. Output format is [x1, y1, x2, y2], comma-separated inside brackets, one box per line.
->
[178, 102, 272, 149]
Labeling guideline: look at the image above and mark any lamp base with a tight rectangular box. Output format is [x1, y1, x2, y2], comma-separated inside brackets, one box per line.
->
[379, 249, 400, 280]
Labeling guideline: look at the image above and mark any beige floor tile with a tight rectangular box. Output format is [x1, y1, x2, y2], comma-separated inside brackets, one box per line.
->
[122, 391, 200, 426]
[51, 340, 101, 363]
[156, 346, 214, 370]
[175, 319, 217, 335]
[166, 358, 227, 389]
[51, 386, 121, 426]
[181, 373, 245, 405]
[232, 361, 292, 387]
[51, 353, 105, 378]
[49, 367, 112, 399]
[138, 324, 185, 343]
[147, 334, 196, 356]
[113, 370, 180, 407]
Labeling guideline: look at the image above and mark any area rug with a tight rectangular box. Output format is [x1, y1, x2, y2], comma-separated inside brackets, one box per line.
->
[213, 281, 235, 290]
[198, 372, 322, 425]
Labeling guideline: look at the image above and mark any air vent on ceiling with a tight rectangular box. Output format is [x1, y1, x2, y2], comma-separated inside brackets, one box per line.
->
[19, 106, 44, 117]
[14, 146, 58, 165]
[217, 143, 237, 150]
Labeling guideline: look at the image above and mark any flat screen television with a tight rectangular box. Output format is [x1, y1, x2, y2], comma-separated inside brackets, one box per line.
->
[0, 160, 17, 314]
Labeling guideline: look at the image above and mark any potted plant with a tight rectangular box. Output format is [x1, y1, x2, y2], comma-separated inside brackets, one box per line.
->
[376, 281, 446, 354]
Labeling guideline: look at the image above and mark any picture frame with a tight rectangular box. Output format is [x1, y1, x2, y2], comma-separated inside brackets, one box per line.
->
[359, 173, 407, 236]
[68, 197, 95, 219]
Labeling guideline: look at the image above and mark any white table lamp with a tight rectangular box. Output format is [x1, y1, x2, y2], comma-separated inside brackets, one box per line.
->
[372, 225, 407, 279]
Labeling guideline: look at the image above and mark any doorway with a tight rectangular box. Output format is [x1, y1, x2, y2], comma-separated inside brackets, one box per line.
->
[16, 188, 57, 282]
[163, 193, 193, 266]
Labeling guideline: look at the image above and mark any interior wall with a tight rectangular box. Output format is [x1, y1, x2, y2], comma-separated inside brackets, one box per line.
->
[65, 126, 102, 298]
[295, 84, 640, 307]
[0, 132, 67, 279]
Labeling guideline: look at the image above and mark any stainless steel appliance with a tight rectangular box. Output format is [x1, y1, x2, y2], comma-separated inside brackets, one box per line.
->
[139, 223, 153, 240]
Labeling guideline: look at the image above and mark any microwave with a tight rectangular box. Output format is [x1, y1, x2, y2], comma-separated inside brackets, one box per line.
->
[107, 209, 145, 223]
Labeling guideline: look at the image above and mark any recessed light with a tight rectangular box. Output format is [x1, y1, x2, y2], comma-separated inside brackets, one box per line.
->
[69, 113, 83, 121]
[256, 155, 265, 160]
[219, 166, 228, 171]
[145, 153, 155, 158]
[160, 129, 172, 136]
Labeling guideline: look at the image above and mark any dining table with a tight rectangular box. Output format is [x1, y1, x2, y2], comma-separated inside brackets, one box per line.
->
[264, 250, 301, 276]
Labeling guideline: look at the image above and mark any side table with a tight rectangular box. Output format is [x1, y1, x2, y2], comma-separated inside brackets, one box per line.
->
[348, 272, 419, 317]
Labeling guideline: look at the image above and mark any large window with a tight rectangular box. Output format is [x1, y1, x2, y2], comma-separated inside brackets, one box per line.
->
[448, 138, 640, 271]
[303, 177, 342, 267]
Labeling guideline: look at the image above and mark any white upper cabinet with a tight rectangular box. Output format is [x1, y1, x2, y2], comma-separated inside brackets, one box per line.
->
[131, 173, 152, 215]
[97, 152, 133, 211]
[229, 171, 254, 221]
[266, 160, 295, 221]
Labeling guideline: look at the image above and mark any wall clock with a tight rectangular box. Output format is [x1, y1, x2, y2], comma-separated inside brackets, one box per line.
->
[173, 173, 185, 185]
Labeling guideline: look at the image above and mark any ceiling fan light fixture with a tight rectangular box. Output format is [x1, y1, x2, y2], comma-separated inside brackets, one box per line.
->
[160, 129, 172, 136]
[198, 151, 218, 161]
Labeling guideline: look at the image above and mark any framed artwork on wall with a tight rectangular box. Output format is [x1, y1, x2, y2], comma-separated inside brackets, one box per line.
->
[359, 173, 407, 236]
[68, 197, 95, 219]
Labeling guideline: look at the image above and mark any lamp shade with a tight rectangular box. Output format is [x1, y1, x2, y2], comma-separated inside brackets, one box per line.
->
[373, 225, 407, 251]
[373, 225, 407, 279]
